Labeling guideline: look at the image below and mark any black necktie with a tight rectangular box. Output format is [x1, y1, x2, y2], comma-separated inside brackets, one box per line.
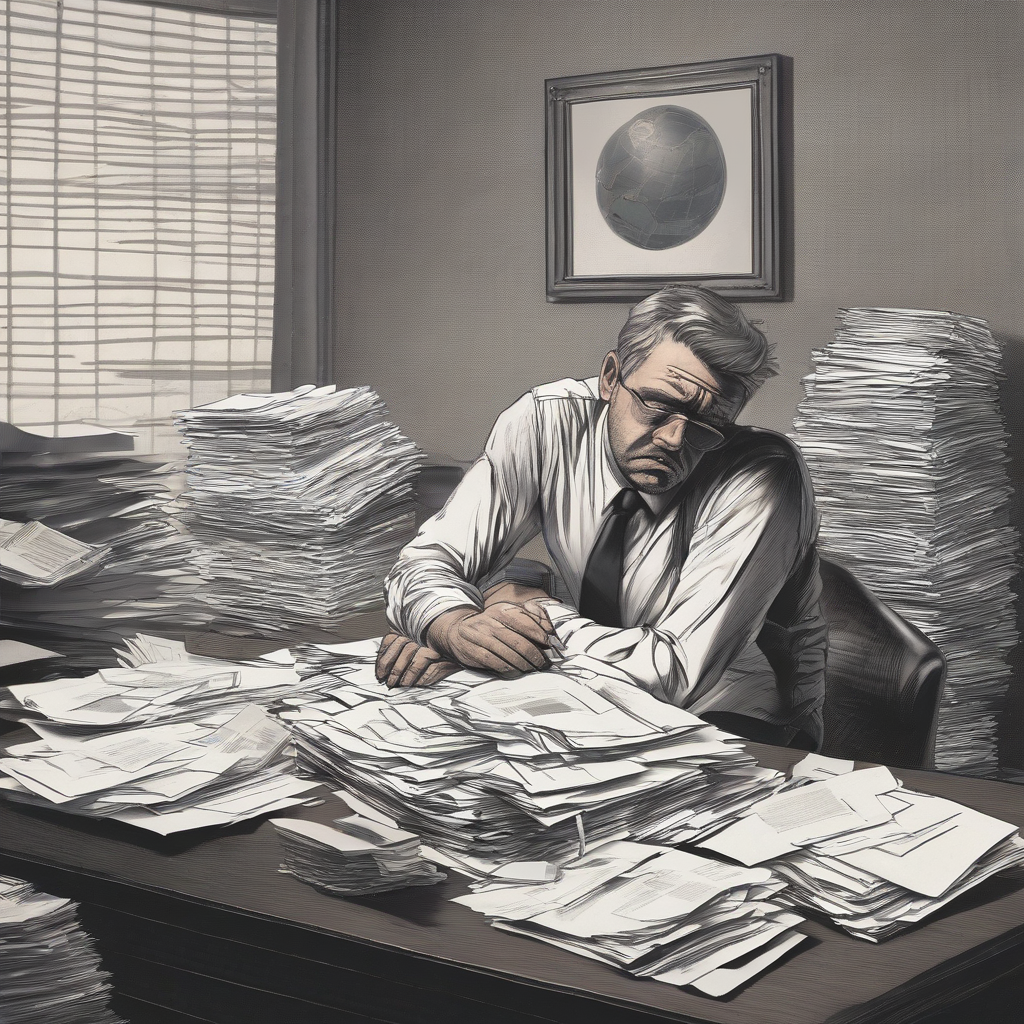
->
[579, 489, 644, 627]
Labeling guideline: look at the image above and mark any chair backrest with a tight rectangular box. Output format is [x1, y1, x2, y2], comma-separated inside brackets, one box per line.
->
[818, 557, 946, 770]
[415, 464, 465, 521]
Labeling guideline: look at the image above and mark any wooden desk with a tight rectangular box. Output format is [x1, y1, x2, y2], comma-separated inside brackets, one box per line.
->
[0, 745, 1022, 1024]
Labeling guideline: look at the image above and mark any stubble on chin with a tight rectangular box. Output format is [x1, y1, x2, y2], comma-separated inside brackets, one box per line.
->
[623, 458, 686, 494]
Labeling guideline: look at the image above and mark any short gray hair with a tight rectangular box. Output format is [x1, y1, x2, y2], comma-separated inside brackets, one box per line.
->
[617, 285, 778, 400]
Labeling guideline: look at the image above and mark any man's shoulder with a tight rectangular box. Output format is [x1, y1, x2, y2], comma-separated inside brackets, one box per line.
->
[695, 426, 810, 493]
[722, 425, 805, 464]
[529, 376, 601, 403]
[489, 377, 601, 448]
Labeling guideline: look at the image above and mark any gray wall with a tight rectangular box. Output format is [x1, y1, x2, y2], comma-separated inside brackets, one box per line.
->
[334, 0, 1022, 454]
[333, 0, 1024, 770]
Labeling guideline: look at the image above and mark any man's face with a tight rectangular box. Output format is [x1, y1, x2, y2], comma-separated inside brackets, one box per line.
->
[599, 337, 746, 494]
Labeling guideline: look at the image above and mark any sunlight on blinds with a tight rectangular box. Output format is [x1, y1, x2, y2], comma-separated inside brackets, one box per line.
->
[1, 0, 276, 455]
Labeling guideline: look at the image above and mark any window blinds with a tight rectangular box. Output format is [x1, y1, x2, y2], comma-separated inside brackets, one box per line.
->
[1, 0, 276, 455]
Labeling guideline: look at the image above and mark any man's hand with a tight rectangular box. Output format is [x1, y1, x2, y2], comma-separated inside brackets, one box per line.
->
[427, 597, 556, 677]
[375, 632, 459, 689]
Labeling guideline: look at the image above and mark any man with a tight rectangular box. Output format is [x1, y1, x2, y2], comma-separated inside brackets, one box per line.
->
[377, 285, 826, 749]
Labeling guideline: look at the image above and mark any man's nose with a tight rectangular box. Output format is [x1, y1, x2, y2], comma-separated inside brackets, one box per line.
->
[652, 416, 688, 451]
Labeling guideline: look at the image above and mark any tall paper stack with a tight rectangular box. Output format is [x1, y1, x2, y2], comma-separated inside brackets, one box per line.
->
[0, 875, 124, 1024]
[791, 308, 1019, 775]
[0, 447, 204, 669]
[174, 385, 423, 640]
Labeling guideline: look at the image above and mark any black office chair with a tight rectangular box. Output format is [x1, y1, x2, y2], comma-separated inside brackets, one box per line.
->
[818, 557, 946, 770]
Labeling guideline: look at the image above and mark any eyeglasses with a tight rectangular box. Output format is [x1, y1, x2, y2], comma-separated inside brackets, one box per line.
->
[618, 380, 728, 451]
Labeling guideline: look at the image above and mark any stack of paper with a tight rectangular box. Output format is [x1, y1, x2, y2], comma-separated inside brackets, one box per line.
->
[0, 448, 203, 669]
[698, 757, 1024, 941]
[456, 840, 807, 997]
[790, 308, 1019, 775]
[0, 642, 322, 833]
[0, 519, 108, 587]
[0, 875, 123, 1024]
[272, 812, 445, 895]
[283, 640, 785, 878]
[174, 384, 422, 639]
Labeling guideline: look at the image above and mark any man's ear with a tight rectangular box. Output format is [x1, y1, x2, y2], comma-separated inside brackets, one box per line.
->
[599, 351, 619, 402]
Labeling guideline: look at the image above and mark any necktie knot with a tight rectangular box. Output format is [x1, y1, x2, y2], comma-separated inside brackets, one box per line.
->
[612, 488, 644, 517]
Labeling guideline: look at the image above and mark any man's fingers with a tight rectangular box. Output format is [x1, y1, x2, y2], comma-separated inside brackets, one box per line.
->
[487, 621, 549, 670]
[465, 626, 544, 674]
[375, 633, 412, 680]
[460, 643, 526, 676]
[414, 658, 458, 688]
[386, 639, 421, 688]
[523, 600, 555, 635]
[397, 647, 440, 688]
[487, 603, 553, 645]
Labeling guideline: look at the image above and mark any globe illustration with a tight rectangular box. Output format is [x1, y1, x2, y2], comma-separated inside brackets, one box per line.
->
[595, 105, 727, 250]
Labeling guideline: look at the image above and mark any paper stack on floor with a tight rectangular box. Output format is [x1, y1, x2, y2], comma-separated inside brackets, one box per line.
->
[0, 875, 124, 1024]
[0, 638, 321, 833]
[698, 756, 1024, 941]
[174, 384, 422, 639]
[456, 840, 806, 997]
[0, 447, 203, 669]
[790, 308, 1019, 776]
[283, 640, 785, 879]
[273, 811, 445, 896]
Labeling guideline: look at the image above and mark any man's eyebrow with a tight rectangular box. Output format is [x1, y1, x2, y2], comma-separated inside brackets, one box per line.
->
[665, 365, 724, 397]
[635, 384, 716, 417]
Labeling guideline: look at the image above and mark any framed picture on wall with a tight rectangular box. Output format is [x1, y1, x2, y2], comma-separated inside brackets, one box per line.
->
[546, 54, 781, 301]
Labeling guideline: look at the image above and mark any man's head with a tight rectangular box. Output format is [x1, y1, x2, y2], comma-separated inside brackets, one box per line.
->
[599, 285, 777, 493]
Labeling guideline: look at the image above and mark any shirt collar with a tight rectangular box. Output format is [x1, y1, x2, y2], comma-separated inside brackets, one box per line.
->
[597, 403, 681, 517]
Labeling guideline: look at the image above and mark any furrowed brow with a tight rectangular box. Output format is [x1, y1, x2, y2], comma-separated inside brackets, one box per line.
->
[639, 386, 715, 417]
[663, 366, 720, 409]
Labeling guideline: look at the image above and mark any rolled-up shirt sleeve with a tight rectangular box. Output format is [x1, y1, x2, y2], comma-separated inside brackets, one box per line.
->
[384, 392, 543, 644]
[544, 455, 815, 712]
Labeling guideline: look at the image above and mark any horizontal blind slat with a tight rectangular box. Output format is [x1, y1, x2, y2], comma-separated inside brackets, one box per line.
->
[3, 0, 276, 454]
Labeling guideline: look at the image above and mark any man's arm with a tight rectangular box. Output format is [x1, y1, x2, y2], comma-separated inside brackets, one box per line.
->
[382, 392, 556, 679]
[542, 455, 823, 729]
[376, 582, 555, 688]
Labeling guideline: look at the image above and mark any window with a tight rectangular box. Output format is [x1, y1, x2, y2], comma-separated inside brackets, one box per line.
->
[1, 0, 277, 455]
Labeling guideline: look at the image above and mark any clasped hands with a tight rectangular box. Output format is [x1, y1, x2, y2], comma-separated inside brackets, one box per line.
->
[375, 582, 557, 689]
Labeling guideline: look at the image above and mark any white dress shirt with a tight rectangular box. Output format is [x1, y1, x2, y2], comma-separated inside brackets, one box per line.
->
[385, 377, 826, 742]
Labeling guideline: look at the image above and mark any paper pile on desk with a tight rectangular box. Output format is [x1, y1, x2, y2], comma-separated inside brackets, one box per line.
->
[791, 308, 1019, 776]
[0, 448, 202, 668]
[0, 875, 124, 1024]
[174, 384, 422, 639]
[0, 518, 109, 587]
[283, 641, 784, 878]
[272, 812, 445, 895]
[698, 757, 1024, 940]
[0, 641, 322, 833]
[456, 840, 807, 997]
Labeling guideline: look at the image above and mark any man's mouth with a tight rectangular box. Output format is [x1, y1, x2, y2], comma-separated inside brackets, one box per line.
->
[634, 452, 677, 470]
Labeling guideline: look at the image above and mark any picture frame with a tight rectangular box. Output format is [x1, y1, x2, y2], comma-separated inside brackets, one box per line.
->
[546, 54, 781, 301]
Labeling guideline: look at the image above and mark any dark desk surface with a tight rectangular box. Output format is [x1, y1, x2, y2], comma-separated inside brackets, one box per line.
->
[1, 742, 1023, 1024]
